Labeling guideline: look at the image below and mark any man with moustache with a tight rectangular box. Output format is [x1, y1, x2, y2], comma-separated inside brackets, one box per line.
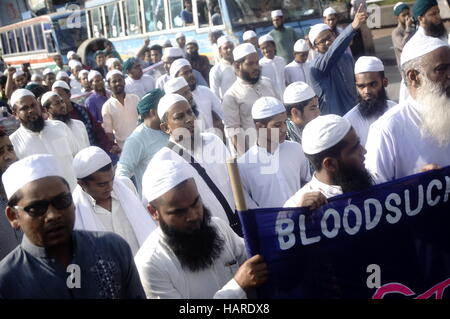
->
[84, 70, 111, 123]
[135, 159, 267, 298]
[0, 154, 146, 298]
[209, 35, 237, 101]
[164, 77, 200, 120]
[8, 89, 79, 190]
[123, 57, 155, 99]
[268, 10, 300, 65]
[365, 36, 450, 183]
[185, 38, 211, 86]
[344, 56, 396, 146]
[412, 0, 448, 41]
[391, 2, 415, 68]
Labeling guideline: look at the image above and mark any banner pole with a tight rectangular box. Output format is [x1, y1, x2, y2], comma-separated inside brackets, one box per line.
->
[226, 157, 247, 211]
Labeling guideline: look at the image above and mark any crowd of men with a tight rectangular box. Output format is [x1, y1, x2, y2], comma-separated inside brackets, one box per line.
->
[0, 0, 449, 299]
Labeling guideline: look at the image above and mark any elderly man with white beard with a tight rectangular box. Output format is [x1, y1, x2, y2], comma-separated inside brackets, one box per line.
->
[365, 36, 450, 183]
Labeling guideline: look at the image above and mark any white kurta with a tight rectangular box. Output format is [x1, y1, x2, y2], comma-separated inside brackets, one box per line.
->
[134, 217, 248, 299]
[284, 174, 343, 207]
[147, 133, 235, 223]
[67, 119, 90, 150]
[343, 100, 397, 146]
[192, 85, 224, 131]
[156, 74, 169, 90]
[10, 120, 80, 190]
[70, 76, 82, 95]
[125, 74, 155, 99]
[284, 60, 312, 87]
[259, 56, 286, 99]
[365, 96, 450, 183]
[238, 141, 311, 208]
[209, 60, 237, 100]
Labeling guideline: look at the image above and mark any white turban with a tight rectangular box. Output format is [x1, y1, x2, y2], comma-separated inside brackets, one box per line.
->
[271, 10, 283, 18]
[43, 68, 54, 76]
[31, 74, 42, 81]
[56, 71, 69, 80]
[67, 51, 76, 60]
[354, 56, 384, 74]
[88, 70, 102, 82]
[164, 77, 189, 94]
[163, 47, 184, 58]
[217, 35, 233, 48]
[308, 23, 331, 46]
[176, 32, 185, 39]
[68, 60, 82, 70]
[142, 160, 193, 203]
[106, 69, 123, 81]
[10, 89, 35, 108]
[323, 7, 337, 17]
[169, 58, 191, 78]
[243, 30, 257, 41]
[41, 91, 59, 107]
[258, 34, 274, 46]
[12, 69, 24, 79]
[252, 96, 286, 120]
[52, 80, 71, 91]
[283, 81, 316, 105]
[106, 58, 120, 68]
[78, 70, 89, 78]
[400, 35, 449, 66]
[294, 39, 310, 52]
[157, 93, 188, 120]
[302, 115, 351, 155]
[233, 43, 256, 61]
[72, 146, 112, 179]
[2, 154, 64, 200]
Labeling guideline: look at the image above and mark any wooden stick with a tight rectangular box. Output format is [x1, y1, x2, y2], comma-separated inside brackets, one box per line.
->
[226, 157, 247, 212]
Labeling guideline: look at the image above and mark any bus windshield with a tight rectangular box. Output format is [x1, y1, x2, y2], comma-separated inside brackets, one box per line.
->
[52, 12, 88, 56]
[227, 0, 322, 27]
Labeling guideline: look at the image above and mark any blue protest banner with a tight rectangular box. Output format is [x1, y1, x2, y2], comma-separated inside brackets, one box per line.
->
[238, 166, 450, 298]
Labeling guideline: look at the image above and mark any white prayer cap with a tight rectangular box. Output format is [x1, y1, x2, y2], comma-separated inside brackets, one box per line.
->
[31, 74, 42, 81]
[68, 60, 82, 70]
[186, 37, 197, 45]
[67, 50, 76, 59]
[163, 47, 184, 58]
[294, 39, 310, 52]
[106, 69, 123, 81]
[271, 10, 283, 18]
[106, 57, 120, 68]
[308, 23, 331, 46]
[43, 68, 54, 76]
[400, 35, 449, 66]
[88, 70, 102, 82]
[40, 91, 59, 107]
[258, 34, 274, 46]
[252, 96, 286, 120]
[78, 69, 89, 78]
[283, 81, 316, 104]
[176, 32, 185, 39]
[56, 71, 69, 80]
[169, 58, 191, 78]
[159, 36, 172, 46]
[302, 115, 351, 155]
[10, 89, 35, 108]
[72, 146, 112, 179]
[142, 160, 193, 203]
[217, 35, 233, 48]
[12, 69, 24, 79]
[2, 154, 64, 200]
[233, 43, 257, 61]
[243, 30, 257, 41]
[52, 80, 71, 91]
[323, 7, 337, 17]
[164, 77, 189, 94]
[354, 56, 384, 74]
[157, 93, 188, 120]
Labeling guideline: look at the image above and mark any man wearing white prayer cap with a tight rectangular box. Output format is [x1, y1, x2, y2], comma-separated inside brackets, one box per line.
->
[12, 68, 27, 89]
[365, 37, 450, 183]
[284, 114, 373, 208]
[68, 60, 83, 96]
[0, 154, 146, 298]
[72, 146, 156, 255]
[283, 81, 320, 144]
[85, 70, 110, 124]
[9, 89, 80, 190]
[55, 71, 70, 88]
[164, 77, 198, 117]
[323, 7, 344, 39]
[209, 35, 237, 100]
[238, 97, 310, 208]
[150, 93, 237, 225]
[170, 58, 223, 131]
[309, 7, 368, 116]
[268, 9, 300, 66]
[242, 30, 263, 59]
[135, 159, 267, 298]
[31, 74, 43, 86]
[185, 36, 211, 86]
[106, 57, 122, 71]
[78, 69, 91, 93]
[43, 68, 56, 90]
[284, 39, 313, 86]
[222, 43, 278, 155]
[258, 34, 286, 98]
[175, 32, 186, 54]
[344, 56, 396, 146]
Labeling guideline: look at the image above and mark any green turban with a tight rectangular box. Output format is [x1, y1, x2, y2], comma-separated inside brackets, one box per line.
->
[122, 57, 138, 74]
[393, 2, 409, 16]
[413, 0, 438, 18]
[137, 88, 165, 120]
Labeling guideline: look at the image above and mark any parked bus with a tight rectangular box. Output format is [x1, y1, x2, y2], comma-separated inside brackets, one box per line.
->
[0, 10, 88, 71]
[84, 0, 324, 63]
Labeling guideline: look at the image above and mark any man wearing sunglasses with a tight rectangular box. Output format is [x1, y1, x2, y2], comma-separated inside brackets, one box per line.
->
[0, 154, 146, 298]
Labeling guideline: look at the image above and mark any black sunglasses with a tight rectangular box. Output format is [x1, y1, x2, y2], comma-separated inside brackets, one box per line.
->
[14, 193, 73, 218]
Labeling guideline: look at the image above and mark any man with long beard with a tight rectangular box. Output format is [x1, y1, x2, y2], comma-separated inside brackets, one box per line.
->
[135, 159, 267, 298]
[344, 56, 396, 146]
[268, 10, 300, 65]
[365, 36, 450, 183]
[412, 0, 448, 41]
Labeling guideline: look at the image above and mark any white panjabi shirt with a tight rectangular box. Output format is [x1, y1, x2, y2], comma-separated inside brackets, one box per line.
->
[284, 60, 312, 87]
[66, 119, 90, 150]
[125, 74, 156, 98]
[259, 55, 286, 99]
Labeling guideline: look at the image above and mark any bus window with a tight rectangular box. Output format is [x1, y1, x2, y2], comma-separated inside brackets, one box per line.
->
[208, 0, 223, 26]
[45, 32, 57, 53]
[1, 33, 9, 54]
[105, 3, 122, 38]
[196, 0, 210, 27]
[143, 0, 166, 32]
[15, 28, 25, 52]
[8, 31, 17, 54]
[169, 0, 184, 28]
[90, 8, 104, 38]
[33, 24, 45, 50]
[124, 0, 141, 35]
[24, 27, 35, 51]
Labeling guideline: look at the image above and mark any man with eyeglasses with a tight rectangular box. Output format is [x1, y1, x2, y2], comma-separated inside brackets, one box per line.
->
[0, 154, 146, 298]
[309, 4, 368, 116]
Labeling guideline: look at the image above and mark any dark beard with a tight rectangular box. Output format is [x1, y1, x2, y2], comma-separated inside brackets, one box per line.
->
[357, 87, 388, 119]
[274, 24, 285, 31]
[240, 69, 260, 85]
[53, 113, 72, 124]
[334, 159, 373, 193]
[187, 52, 199, 60]
[160, 207, 224, 272]
[189, 81, 197, 92]
[425, 22, 447, 38]
[23, 116, 45, 132]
